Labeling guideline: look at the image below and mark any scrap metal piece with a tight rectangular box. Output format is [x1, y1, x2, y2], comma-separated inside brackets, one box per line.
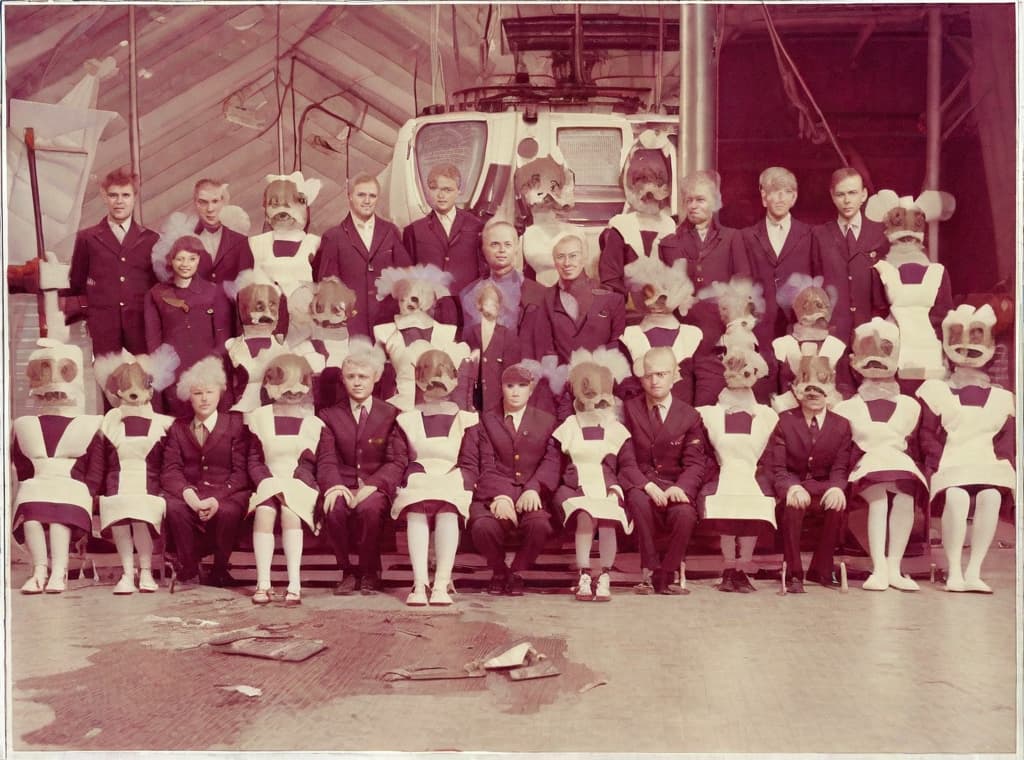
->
[508, 660, 560, 681]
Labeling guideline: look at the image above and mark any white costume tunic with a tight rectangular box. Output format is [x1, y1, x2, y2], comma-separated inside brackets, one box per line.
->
[697, 404, 778, 527]
[874, 260, 947, 379]
[226, 335, 289, 414]
[770, 334, 847, 412]
[374, 315, 463, 411]
[916, 380, 1016, 498]
[246, 404, 324, 531]
[391, 408, 478, 519]
[11, 414, 103, 537]
[248, 232, 319, 299]
[606, 211, 676, 264]
[833, 394, 926, 493]
[621, 319, 703, 375]
[98, 408, 175, 532]
[552, 416, 633, 533]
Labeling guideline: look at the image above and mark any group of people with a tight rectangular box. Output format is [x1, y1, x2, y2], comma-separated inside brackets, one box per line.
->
[8, 153, 1015, 606]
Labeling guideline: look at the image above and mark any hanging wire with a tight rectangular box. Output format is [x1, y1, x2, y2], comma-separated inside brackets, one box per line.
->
[760, 3, 847, 165]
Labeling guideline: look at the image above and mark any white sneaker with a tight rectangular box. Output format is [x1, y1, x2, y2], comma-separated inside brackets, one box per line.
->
[138, 569, 158, 593]
[575, 572, 593, 601]
[406, 585, 428, 606]
[429, 579, 454, 606]
[594, 571, 612, 601]
[113, 573, 137, 595]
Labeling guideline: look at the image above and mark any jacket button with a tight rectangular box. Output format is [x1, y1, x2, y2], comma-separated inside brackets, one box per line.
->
[121, 257, 126, 262]
[119, 276, 126, 282]
[513, 454, 520, 460]
[515, 472, 522, 479]
[119, 302, 125, 307]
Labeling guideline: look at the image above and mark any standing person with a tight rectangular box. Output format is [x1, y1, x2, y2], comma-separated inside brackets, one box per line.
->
[162, 357, 251, 589]
[402, 164, 485, 327]
[316, 339, 408, 595]
[531, 233, 627, 364]
[145, 235, 232, 416]
[191, 178, 253, 287]
[656, 170, 750, 347]
[771, 356, 852, 593]
[468, 363, 561, 595]
[622, 348, 707, 595]
[812, 168, 889, 343]
[312, 173, 412, 338]
[742, 167, 815, 347]
[66, 168, 160, 356]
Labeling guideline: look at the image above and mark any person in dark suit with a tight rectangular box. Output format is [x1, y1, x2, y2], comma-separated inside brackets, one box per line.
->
[742, 167, 816, 347]
[530, 233, 627, 365]
[316, 338, 408, 594]
[658, 170, 751, 349]
[811, 167, 890, 344]
[770, 358, 852, 593]
[468, 363, 561, 595]
[623, 348, 708, 594]
[312, 173, 412, 337]
[161, 357, 251, 589]
[66, 167, 160, 356]
[192, 178, 253, 289]
[402, 163, 485, 327]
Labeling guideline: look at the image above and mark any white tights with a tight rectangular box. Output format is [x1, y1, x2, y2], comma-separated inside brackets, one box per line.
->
[111, 521, 154, 576]
[22, 520, 72, 581]
[574, 513, 617, 573]
[253, 503, 304, 595]
[942, 486, 1001, 591]
[406, 511, 460, 589]
[863, 484, 917, 590]
[720, 535, 757, 573]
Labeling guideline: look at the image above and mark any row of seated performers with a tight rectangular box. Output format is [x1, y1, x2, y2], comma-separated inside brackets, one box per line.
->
[11, 293, 1014, 605]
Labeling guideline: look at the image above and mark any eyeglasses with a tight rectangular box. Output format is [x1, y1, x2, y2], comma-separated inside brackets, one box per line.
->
[553, 250, 583, 263]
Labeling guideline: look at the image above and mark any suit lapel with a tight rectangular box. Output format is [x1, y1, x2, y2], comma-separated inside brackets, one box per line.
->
[792, 412, 814, 453]
[121, 219, 143, 252]
[204, 414, 227, 452]
[367, 218, 388, 259]
[777, 220, 806, 264]
[94, 220, 122, 254]
[341, 216, 372, 260]
[448, 210, 466, 245]
[428, 214, 448, 247]
[751, 221, 776, 266]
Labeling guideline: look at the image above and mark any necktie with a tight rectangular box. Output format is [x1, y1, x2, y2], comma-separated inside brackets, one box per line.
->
[356, 404, 368, 436]
[845, 225, 856, 255]
[651, 404, 663, 427]
[193, 421, 208, 447]
[809, 416, 820, 443]
[504, 413, 516, 435]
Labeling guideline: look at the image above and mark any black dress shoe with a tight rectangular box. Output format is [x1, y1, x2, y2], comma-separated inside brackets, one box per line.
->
[205, 567, 235, 588]
[806, 569, 840, 589]
[717, 569, 737, 592]
[488, 572, 507, 595]
[651, 569, 668, 595]
[733, 569, 756, 593]
[333, 574, 359, 596]
[786, 577, 806, 594]
[505, 572, 526, 596]
[360, 571, 381, 595]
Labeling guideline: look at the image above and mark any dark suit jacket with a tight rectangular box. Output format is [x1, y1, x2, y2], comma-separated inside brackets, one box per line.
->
[67, 217, 160, 354]
[474, 405, 561, 503]
[315, 398, 408, 497]
[812, 218, 889, 342]
[198, 225, 253, 287]
[464, 322, 522, 413]
[160, 411, 251, 506]
[402, 209, 485, 325]
[530, 279, 627, 363]
[742, 217, 816, 347]
[621, 396, 708, 501]
[770, 408, 852, 500]
[312, 214, 412, 337]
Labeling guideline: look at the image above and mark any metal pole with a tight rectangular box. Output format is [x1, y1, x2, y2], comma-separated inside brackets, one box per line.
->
[679, 3, 717, 183]
[573, 5, 584, 86]
[127, 6, 143, 224]
[276, 6, 285, 174]
[24, 128, 49, 337]
[925, 7, 941, 262]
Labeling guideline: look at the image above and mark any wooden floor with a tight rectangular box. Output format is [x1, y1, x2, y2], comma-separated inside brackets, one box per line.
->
[7, 536, 1020, 755]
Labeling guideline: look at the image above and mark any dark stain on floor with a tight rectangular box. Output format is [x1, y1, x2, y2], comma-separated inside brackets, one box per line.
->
[16, 606, 598, 750]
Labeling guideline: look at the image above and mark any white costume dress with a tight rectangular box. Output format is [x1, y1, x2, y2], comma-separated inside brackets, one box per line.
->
[97, 408, 175, 532]
[916, 380, 1016, 499]
[374, 315, 463, 411]
[226, 335, 289, 414]
[833, 394, 926, 495]
[391, 408, 478, 519]
[11, 414, 103, 538]
[246, 404, 324, 531]
[697, 403, 779, 527]
[874, 259, 947, 379]
[620, 319, 703, 374]
[248, 231, 319, 299]
[605, 211, 676, 263]
[552, 416, 633, 533]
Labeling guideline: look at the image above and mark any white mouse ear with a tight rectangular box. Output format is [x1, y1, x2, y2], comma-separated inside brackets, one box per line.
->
[915, 190, 956, 222]
[864, 189, 900, 222]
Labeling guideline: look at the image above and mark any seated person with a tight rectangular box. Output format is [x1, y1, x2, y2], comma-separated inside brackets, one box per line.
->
[468, 362, 561, 596]
[162, 357, 251, 589]
[391, 349, 479, 606]
[770, 354, 852, 593]
[317, 338, 408, 595]
[622, 348, 708, 595]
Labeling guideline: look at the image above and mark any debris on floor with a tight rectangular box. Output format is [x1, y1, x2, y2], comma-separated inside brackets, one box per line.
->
[209, 634, 327, 662]
[144, 615, 220, 628]
[578, 679, 608, 693]
[215, 684, 262, 698]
